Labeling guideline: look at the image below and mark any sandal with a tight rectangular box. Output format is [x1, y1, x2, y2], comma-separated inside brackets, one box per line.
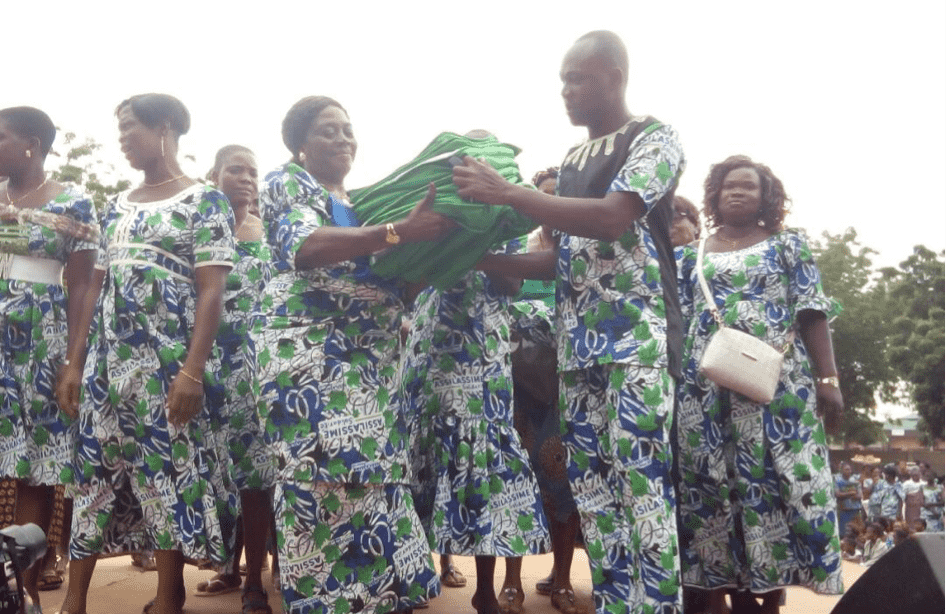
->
[440, 564, 467, 588]
[535, 574, 554, 596]
[194, 573, 242, 597]
[241, 585, 272, 614]
[38, 570, 64, 591]
[551, 587, 579, 614]
[497, 586, 525, 614]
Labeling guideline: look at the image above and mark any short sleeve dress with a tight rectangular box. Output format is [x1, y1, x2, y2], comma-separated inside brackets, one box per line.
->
[676, 229, 843, 595]
[255, 162, 438, 614]
[0, 186, 98, 486]
[205, 224, 276, 493]
[69, 184, 238, 565]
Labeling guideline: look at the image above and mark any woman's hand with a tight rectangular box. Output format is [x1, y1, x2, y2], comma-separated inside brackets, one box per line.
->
[55, 362, 84, 420]
[452, 156, 513, 205]
[166, 369, 204, 427]
[395, 183, 456, 243]
[816, 381, 844, 432]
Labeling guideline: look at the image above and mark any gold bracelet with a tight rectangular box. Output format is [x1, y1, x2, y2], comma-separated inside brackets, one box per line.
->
[385, 223, 401, 245]
[178, 368, 203, 384]
[817, 376, 840, 388]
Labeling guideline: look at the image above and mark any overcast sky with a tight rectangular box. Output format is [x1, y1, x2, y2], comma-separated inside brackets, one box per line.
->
[6, 0, 944, 415]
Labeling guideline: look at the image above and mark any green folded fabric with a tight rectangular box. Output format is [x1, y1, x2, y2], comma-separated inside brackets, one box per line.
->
[350, 132, 538, 290]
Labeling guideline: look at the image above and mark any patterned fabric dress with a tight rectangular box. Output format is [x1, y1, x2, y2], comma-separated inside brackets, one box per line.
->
[69, 184, 238, 565]
[0, 187, 98, 486]
[255, 162, 438, 614]
[408, 268, 550, 557]
[921, 483, 944, 531]
[554, 117, 685, 613]
[206, 227, 276, 492]
[676, 229, 843, 595]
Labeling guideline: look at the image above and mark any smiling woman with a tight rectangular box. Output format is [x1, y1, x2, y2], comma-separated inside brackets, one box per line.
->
[253, 95, 456, 613]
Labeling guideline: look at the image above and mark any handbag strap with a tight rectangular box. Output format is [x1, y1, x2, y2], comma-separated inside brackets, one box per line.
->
[696, 235, 723, 325]
[695, 234, 796, 353]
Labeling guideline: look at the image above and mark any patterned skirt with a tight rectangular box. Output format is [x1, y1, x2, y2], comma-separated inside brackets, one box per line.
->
[275, 481, 439, 613]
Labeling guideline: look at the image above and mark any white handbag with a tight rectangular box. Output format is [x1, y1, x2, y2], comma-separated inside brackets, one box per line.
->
[695, 236, 793, 404]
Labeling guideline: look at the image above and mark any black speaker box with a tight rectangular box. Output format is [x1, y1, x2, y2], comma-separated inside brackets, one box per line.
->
[833, 533, 945, 613]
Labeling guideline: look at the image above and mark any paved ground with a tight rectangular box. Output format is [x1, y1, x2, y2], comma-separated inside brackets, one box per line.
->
[33, 550, 866, 613]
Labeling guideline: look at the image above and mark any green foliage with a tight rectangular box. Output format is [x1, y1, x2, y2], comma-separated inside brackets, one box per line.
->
[48, 131, 130, 210]
[879, 245, 945, 440]
[811, 229, 891, 444]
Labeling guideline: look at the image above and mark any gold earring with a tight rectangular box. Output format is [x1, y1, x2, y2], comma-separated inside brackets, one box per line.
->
[299, 152, 307, 162]
[161, 137, 166, 159]
[25, 150, 31, 158]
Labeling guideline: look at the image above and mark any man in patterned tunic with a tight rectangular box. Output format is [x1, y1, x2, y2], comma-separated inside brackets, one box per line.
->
[453, 30, 686, 613]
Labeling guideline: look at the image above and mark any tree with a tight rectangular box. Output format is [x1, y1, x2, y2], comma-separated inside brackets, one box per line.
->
[48, 131, 130, 211]
[812, 228, 891, 445]
[880, 246, 946, 441]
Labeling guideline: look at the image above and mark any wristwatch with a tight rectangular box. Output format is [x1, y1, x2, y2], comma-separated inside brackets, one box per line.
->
[385, 223, 401, 245]
[817, 376, 840, 388]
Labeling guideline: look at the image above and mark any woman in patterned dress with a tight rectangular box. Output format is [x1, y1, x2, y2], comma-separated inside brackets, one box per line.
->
[56, 93, 237, 614]
[191, 144, 276, 613]
[256, 96, 454, 613]
[0, 106, 98, 611]
[407, 246, 550, 614]
[676, 156, 845, 613]
[188, 145, 275, 613]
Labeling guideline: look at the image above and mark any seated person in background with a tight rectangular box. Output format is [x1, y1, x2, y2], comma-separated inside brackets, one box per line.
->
[861, 523, 889, 566]
[840, 537, 860, 562]
[892, 526, 912, 547]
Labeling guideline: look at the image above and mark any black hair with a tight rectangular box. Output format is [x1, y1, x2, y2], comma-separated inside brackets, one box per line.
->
[115, 93, 190, 138]
[212, 144, 255, 176]
[281, 96, 346, 160]
[576, 30, 629, 86]
[0, 106, 56, 157]
[703, 155, 789, 231]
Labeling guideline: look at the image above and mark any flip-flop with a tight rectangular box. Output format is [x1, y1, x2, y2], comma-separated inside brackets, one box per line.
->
[551, 588, 579, 614]
[535, 575, 554, 596]
[38, 571, 64, 591]
[497, 586, 525, 614]
[440, 564, 467, 588]
[194, 574, 242, 597]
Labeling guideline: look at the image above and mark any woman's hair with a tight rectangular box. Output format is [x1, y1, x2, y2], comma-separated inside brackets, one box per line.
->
[703, 155, 789, 231]
[531, 166, 559, 188]
[673, 194, 701, 236]
[115, 93, 190, 138]
[0, 106, 56, 157]
[281, 96, 345, 159]
[211, 144, 254, 176]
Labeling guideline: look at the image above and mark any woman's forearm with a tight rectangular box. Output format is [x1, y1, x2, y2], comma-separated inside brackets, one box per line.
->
[798, 310, 838, 377]
[65, 263, 104, 367]
[295, 224, 394, 270]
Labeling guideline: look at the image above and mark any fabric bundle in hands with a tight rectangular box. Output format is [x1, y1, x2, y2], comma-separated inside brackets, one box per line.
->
[350, 131, 538, 290]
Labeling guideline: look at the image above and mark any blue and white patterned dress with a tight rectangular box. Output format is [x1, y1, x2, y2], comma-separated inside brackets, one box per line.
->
[676, 229, 843, 595]
[255, 162, 439, 613]
[207, 226, 276, 492]
[407, 266, 550, 557]
[0, 187, 98, 486]
[69, 184, 238, 564]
